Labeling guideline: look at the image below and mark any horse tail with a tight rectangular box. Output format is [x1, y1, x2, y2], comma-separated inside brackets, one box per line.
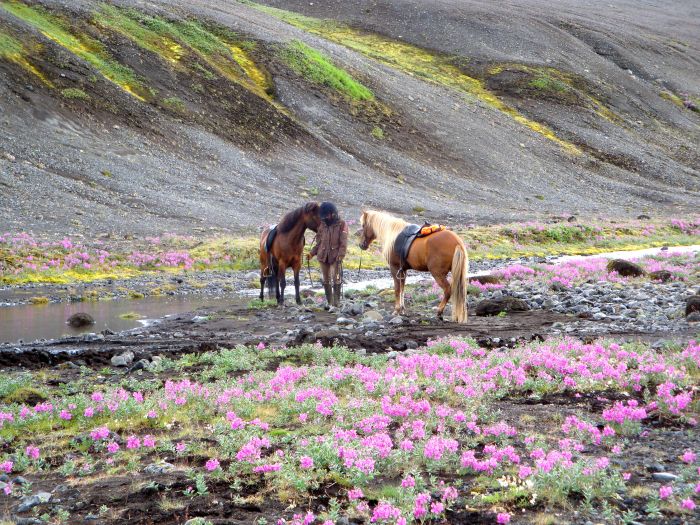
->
[266, 255, 278, 300]
[450, 244, 468, 323]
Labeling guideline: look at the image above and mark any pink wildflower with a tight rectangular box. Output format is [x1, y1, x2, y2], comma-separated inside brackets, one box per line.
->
[496, 513, 511, 524]
[107, 442, 120, 454]
[659, 485, 673, 499]
[25, 445, 40, 460]
[681, 498, 696, 510]
[175, 442, 186, 453]
[142, 435, 156, 448]
[348, 488, 364, 500]
[126, 436, 141, 449]
[205, 458, 220, 471]
[300, 456, 314, 469]
[0, 461, 13, 473]
[681, 450, 696, 464]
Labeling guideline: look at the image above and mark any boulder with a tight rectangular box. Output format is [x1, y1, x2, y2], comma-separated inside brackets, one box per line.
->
[475, 297, 530, 316]
[470, 274, 501, 285]
[648, 270, 672, 282]
[687, 312, 700, 323]
[606, 259, 645, 277]
[16, 492, 52, 513]
[66, 312, 95, 327]
[686, 295, 700, 317]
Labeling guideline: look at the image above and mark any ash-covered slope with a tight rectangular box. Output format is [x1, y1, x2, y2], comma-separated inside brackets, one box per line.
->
[0, 0, 698, 237]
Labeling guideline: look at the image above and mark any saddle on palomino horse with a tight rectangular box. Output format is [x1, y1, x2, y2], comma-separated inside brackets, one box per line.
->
[394, 223, 447, 272]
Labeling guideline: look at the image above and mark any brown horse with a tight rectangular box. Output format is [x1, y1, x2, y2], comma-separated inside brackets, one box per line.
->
[259, 202, 320, 305]
[358, 210, 468, 322]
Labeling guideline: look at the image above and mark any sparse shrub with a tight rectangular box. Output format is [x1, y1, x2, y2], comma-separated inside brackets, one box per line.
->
[371, 126, 384, 139]
[61, 88, 90, 100]
[29, 296, 49, 305]
[162, 96, 186, 112]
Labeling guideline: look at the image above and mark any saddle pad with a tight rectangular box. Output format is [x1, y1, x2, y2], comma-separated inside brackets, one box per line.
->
[418, 224, 446, 236]
[265, 224, 278, 253]
[394, 224, 421, 269]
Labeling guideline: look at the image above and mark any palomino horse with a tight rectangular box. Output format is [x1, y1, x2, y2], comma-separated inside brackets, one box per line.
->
[358, 210, 468, 322]
[259, 202, 320, 305]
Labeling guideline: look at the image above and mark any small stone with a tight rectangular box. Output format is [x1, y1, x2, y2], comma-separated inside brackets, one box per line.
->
[110, 351, 134, 367]
[14, 518, 44, 525]
[143, 462, 176, 475]
[652, 472, 679, 482]
[336, 317, 355, 325]
[12, 476, 29, 485]
[648, 270, 672, 283]
[191, 316, 208, 323]
[389, 316, 404, 325]
[129, 359, 150, 373]
[687, 312, 700, 323]
[362, 310, 384, 322]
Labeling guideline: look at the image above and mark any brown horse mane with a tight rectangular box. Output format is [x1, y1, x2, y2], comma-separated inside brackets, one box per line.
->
[277, 202, 319, 233]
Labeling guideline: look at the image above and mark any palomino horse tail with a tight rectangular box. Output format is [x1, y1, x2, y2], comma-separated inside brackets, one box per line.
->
[451, 244, 468, 323]
[266, 255, 278, 300]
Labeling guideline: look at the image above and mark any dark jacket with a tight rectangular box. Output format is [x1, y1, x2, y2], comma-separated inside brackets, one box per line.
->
[310, 220, 348, 264]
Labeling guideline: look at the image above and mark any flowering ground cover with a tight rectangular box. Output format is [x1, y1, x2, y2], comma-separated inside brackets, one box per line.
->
[1, 338, 698, 524]
[489, 251, 700, 290]
[2, 217, 698, 286]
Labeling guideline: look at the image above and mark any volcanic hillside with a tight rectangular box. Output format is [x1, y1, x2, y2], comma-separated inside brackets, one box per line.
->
[0, 0, 698, 236]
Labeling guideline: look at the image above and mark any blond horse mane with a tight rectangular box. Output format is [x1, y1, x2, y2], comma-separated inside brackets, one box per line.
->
[361, 210, 409, 263]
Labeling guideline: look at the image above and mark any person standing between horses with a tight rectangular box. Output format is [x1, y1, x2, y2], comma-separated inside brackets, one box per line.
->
[308, 202, 348, 307]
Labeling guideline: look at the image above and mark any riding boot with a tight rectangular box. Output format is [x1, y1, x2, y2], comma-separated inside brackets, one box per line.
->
[323, 283, 333, 308]
[332, 283, 341, 307]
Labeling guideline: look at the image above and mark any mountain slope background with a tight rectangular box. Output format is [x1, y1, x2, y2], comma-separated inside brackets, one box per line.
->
[0, 0, 698, 237]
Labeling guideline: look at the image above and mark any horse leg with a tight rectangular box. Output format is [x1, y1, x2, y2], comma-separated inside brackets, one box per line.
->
[398, 274, 407, 315]
[391, 267, 402, 315]
[259, 273, 265, 301]
[278, 263, 287, 306]
[431, 270, 452, 320]
[293, 263, 302, 305]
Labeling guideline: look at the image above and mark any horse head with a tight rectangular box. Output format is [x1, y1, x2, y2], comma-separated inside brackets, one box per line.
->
[303, 202, 321, 232]
[358, 210, 376, 250]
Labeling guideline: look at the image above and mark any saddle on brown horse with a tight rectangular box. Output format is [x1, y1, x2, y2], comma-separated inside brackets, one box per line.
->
[394, 223, 447, 271]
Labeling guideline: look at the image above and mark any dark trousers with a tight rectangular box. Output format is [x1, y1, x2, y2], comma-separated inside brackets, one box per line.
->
[320, 261, 341, 285]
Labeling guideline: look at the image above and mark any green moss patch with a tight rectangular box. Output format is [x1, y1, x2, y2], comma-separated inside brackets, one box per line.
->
[97, 4, 271, 96]
[1, 1, 147, 98]
[280, 39, 373, 101]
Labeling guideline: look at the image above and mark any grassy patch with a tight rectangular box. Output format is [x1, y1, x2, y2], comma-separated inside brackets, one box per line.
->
[528, 74, 568, 93]
[0, 27, 53, 86]
[29, 296, 50, 305]
[162, 96, 186, 113]
[247, 298, 277, 309]
[118, 311, 142, 320]
[1, 0, 147, 98]
[97, 4, 270, 96]
[371, 126, 384, 139]
[61, 87, 90, 100]
[280, 39, 373, 101]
